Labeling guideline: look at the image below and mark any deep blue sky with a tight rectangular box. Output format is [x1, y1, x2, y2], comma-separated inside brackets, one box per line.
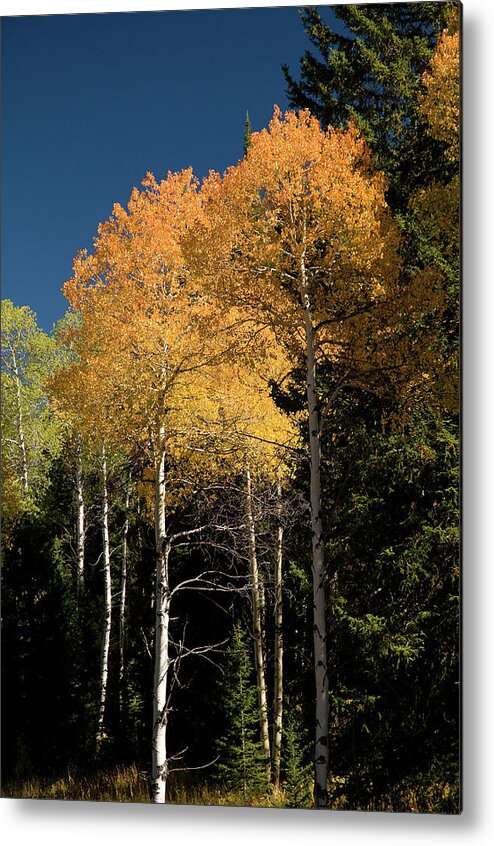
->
[2, 5, 339, 332]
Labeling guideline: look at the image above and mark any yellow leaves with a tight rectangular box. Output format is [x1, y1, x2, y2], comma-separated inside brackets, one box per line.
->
[412, 176, 459, 255]
[408, 21, 460, 415]
[52, 159, 297, 502]
[190, 107, 401, 384]
[196, 358, 300, 481]
[419, 26, 460, 161]
[53, 169, 204, 451]
[57, 107, 445, 499]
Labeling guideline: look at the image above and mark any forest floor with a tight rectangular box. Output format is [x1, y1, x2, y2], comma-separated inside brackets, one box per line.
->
[1, 764, 286, 806]
[1, 764, 458, 812]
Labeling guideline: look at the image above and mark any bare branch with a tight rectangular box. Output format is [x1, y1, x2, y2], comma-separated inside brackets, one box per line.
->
[168, 755, 220, 775]
[320, 369, 351, 431]
[140, 628, 153, 661]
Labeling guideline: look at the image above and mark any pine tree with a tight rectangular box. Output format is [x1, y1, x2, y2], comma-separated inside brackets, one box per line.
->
[282, 8, 460, 808]
[283, 2, 458, 209]
[243, 111, 252, 157]
[216, 624, 268, 800]
[282, 706, 312, 809]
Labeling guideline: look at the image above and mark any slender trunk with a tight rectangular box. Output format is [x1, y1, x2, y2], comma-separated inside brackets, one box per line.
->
[245, 467, 271, 784]
[272, 478, 284, 790]
[75, 438, 85, 602]
[12, 350, 29, 493]
[118, 476, 131, 721]
[300, 253, 329, 809]
[96, 444, 112, 755]
[151, 430, 170, 804]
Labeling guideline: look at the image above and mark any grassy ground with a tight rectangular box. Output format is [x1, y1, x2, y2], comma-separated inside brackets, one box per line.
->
[1, 764, 459, 812]
[1, 765, 286, 806]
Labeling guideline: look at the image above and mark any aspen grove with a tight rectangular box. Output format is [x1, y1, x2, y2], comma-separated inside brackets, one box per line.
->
[2, 7, 459, 810]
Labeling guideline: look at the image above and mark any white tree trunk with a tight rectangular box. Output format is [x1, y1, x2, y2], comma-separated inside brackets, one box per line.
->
[118, 476, 131, 720]
[151, 432, 170, 804]
[300, 254, 329, 809]
[12, 349, 29, 493]
[272, 478, 284, 790]
[245, 467, 271, 784]
[96, 444, 112, 755]
[75, 438, 85, 602]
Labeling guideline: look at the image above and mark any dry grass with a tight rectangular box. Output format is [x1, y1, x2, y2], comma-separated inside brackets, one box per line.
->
[1, 766, 282, 806]
[1, 765, 149, 803]
[1, 765, 459, 812]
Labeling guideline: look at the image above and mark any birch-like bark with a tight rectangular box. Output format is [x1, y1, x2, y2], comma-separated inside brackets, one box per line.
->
[300, 252, 329, 809]
[12, 349, 29, 493]
[151, 428, 170, 804]
[118, 476, 131, 721]
[245, 467, 271, 784]
[96, 444, 112, 755]
[75, 439, 85, 602]
[272, 478, 284, 790]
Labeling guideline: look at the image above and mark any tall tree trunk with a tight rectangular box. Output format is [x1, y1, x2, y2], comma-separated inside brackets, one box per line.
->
[300, 253, 329, 809]
[245, 467, 271, 784]
[12, 349, 29, 493]
[272, 477, 284, 790]
[151, 429, 170, 804]
[96, 444, 112, 755]
[118, 475, 131, 722]
[75, 438, 85, 602]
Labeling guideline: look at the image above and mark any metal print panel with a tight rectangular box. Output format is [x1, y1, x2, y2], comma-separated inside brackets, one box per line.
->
[1, 1, 460, 812]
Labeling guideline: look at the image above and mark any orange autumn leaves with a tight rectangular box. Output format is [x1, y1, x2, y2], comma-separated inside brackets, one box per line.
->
[191, 108, 447, 410]
[52, 161, 298, 490]
[53, 170, 204, 450]
[190, 108, 401, 380]
[51, 106, 452, 489]
[409, 16, 460, 414]
[419, 18, 460, 163]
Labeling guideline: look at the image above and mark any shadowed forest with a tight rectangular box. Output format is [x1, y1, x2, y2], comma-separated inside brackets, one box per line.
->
[1, 3, 460, 811]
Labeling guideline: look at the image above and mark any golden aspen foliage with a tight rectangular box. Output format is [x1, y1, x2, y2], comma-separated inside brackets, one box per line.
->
[189, 109, 404, 388]
[409, 16, 460, 415]
[418, 20, 460, 162]
[198, 357, 299, 482]
[51, 170, 205, 458]
[187, 107, 457, 423]
[51, 167, 296, 509]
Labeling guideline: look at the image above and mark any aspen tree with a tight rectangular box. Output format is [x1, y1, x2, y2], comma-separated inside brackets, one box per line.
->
[74, 437, 85, 603]
[49, 358, 117, 753]
[272, 476, 284, 790]
[411, 12, 460, 412]
[1, 300, 63, 519]
[201, 357, 297, 789]
[192, 108, 402, 807]
[52, 169, 273, 802]
[244, 466, 271, 782]
[53, 153, 302, 800]
[419, 16, 460, 163]
[95, 442, 112, 755]
[118, 474, 131, 721]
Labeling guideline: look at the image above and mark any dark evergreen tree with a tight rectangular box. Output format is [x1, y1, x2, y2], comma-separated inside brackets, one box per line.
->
[216, 624, 268, 799]
[283, 2, 458, 209]
[243, 111, 252, 157]
[280, 3, 460, 810]
[322, 395, 459, 808]
[282, 706, 312, 808]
